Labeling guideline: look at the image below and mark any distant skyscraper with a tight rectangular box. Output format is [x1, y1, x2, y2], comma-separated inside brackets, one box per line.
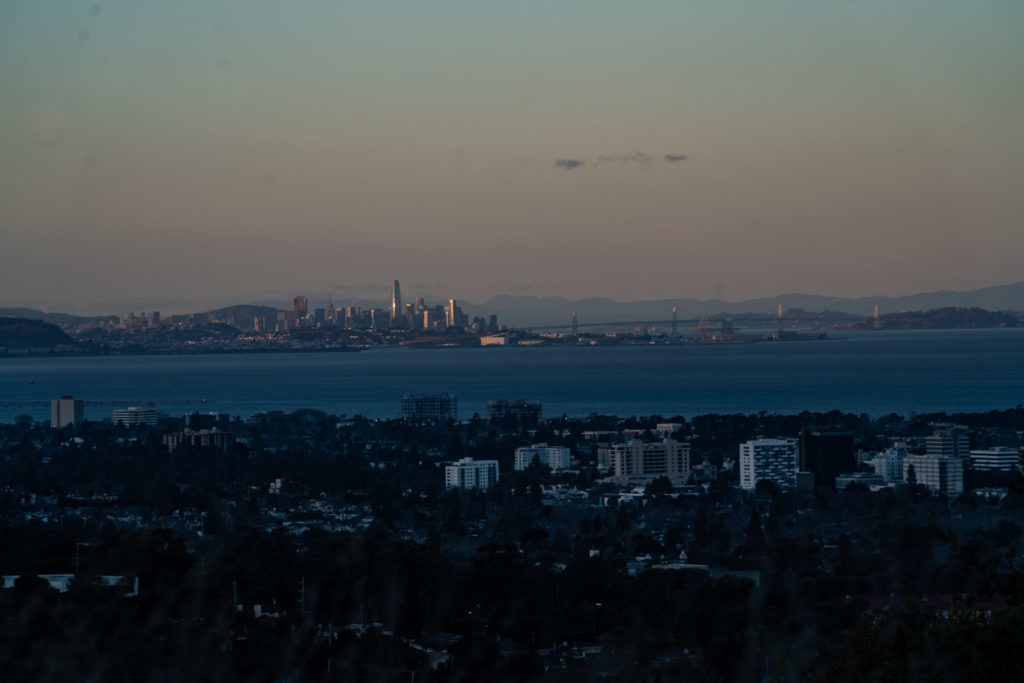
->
[369, 308, 388, 330]
[446, 299, 457, 328]
[50, 395, 84, 428]
[391, 280, 402, 327]
[327, 294, 335, 324]
[293, 296, 308, 318]
[444, 299, 468, 329]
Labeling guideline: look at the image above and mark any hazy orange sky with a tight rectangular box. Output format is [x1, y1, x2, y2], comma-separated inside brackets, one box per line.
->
[2, 1, 1022, 313]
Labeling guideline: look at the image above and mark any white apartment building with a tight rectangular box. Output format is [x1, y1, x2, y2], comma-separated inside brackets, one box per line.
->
[739, 438, 799, 491]
[514, 444, 571, 471]
[608, 438, 690, 486]
[445, 457, 500, 491]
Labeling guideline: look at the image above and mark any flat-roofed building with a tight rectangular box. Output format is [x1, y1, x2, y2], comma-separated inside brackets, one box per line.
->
[969, 447, 1021, 472]
[514, 443, 571, 471]
[739, 438, 799, 491]
[163, 429, 234, 453]
[401, 393, 457, 422]
[445, 457, 499, 490]
[927, 428, 970, 459]
[609, 438, 690, 486]
[835, 472, 886, 490]
[480, 335, 509, 346]
[50, 395, 84, 428]
[113, 407, 158, 426]
[799, 430, 855, 489]
[488, 399, 541, 426]
[870, 446, 907, 483]
[903, 454, 963, 496]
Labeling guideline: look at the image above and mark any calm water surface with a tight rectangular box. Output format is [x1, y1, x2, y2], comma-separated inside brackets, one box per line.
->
[1, 329, 1022, 422]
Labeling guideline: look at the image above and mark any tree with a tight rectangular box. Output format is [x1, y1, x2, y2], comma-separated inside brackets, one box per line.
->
[645, 476, 673, 498]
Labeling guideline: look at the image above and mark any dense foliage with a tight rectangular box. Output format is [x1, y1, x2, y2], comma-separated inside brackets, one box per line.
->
[1, 408, 1023, 681]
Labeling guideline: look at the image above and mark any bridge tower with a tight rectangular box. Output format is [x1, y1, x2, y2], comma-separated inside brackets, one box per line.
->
[571, 309, 578, 335]
[873, 304, 880, 329]
[697, 314, 714, 342]
[671, 306, 678, 336]
[776, 304, 783, 339]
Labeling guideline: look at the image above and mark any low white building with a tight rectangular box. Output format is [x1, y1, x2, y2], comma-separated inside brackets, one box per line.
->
[514, 443, 571, 471]
[113, 407, 158, 426]
[969, 448, 1020, 472]
[445, 457, 499, 491]
[479, 335, 509, 346]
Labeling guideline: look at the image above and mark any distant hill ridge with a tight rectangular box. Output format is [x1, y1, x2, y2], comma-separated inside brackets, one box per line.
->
[2, 281, 1022, 328]
[0, 308, 118, 330]
[0, 317, 76, 349]
[186, 304, 282, 323]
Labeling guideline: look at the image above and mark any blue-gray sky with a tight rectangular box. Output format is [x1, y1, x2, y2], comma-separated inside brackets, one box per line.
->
[2, 1, 1023, 313]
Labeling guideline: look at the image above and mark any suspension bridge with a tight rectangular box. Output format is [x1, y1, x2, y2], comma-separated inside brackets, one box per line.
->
[0, 399, 210, 408]
[522, 305, 875, 336]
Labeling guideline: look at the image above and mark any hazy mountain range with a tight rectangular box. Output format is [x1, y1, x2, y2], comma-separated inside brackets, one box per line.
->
[464, 281, 1024, 327]
[3, 281, 1022, 330]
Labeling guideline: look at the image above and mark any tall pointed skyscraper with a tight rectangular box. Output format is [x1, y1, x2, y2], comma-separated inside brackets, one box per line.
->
[391, 280, 402, 327]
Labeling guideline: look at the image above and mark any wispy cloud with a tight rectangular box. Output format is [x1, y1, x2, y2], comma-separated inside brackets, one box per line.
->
[554, 158, 586, 171]
[554, 151, 687, 171]
[597, 151, 651, 165]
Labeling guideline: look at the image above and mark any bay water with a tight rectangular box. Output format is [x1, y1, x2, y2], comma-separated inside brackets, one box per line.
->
[1, 329, 1022, 423]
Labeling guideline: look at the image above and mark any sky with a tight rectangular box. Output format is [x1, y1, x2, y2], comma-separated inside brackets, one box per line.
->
[2, 1, 1023, 314]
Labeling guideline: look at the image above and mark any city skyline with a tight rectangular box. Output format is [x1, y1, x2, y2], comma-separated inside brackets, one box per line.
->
[3, 276, 1024, 320]
[3, 2, 1023, 312]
